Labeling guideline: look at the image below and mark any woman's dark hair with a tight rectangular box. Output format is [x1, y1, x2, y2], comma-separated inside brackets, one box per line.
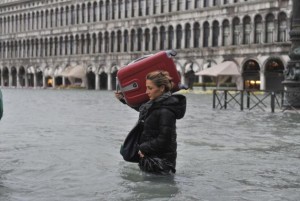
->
[146, 71, 174, 92]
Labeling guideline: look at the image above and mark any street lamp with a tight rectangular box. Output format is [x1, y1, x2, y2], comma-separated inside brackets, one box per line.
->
[282, 0, 300, 108]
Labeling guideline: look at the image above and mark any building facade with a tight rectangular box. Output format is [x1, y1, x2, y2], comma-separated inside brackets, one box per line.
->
[0, 0, 292, 90]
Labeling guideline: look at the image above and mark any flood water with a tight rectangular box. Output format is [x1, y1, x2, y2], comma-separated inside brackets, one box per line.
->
[0, 88, 299, 201]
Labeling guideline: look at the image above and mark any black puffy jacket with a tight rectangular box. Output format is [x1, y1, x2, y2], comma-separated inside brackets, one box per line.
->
[138, 94, 186, 172]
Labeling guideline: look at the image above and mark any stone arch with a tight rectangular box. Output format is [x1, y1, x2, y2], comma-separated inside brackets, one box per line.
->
[98, 65, 108, 90]
[242, 59, 261, 90]
[87, 64, 96, 89]
[263, 56, 285, 91]
[19, 66, 26, 87]
[11, 66, 17, 87]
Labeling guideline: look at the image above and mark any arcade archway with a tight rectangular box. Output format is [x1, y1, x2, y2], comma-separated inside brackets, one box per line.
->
[265, 59, 284, 91]
[243, 60, 260, 90]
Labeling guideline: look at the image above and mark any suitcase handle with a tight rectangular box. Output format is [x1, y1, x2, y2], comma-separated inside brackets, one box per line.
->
[118, 80, 139, 93]
[166, 49, 177, 57]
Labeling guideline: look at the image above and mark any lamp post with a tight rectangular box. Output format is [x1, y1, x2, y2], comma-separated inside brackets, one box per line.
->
[282, 0, 300, 108]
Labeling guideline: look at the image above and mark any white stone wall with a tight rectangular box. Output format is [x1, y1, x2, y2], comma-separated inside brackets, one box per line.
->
[0, 0, 293, 90]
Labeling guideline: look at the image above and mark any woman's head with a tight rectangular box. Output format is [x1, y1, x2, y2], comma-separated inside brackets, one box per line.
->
[145, 71, 173, 100]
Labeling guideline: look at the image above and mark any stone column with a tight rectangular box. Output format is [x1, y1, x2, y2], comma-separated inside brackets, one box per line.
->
[107, 72, 112, 90]
[95, 73, 100, 90]
[282, 0, 300, 108]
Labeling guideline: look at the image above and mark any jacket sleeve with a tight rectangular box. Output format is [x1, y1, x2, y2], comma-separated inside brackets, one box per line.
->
[139, 108, 175, 155]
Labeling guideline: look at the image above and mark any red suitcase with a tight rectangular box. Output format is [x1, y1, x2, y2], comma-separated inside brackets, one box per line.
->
[117, 50, 181, 107]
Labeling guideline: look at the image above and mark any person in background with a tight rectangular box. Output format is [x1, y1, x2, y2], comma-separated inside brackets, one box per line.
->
[185, 63, 196, 90]
[115, 71, 186, 174]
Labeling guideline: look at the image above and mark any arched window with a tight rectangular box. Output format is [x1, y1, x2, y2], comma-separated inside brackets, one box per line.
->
[194, 22, 200, 48]
[203, 22, 209, 47]
[49, 38, 53, 56]
[81, 34, 85, 54]
[15, 16, 18, 32]
[87, 2, 92, 22]
[132, 0, 136, 17]
[60, 7, 64, 26]
[23, 14, 27, 31]
[169, 0, 175, 12]
[45, 11, 49, 28]
[86, 34, 91, 54]
[49, 10, 53, 28]
[222, 20, 230, 46]
[213, 0, 218, 6]
[204, 0, 209, 7]
[177, 0, 183, 11]
[98, 32, 103, 53]
[195, 0, 200, 8]
[27, 14, 31, 31]
[124, 0, 128, 18]
[145, 28, 150, 51]
[117, 1, 122, 19]
[185, 23, 191, 48]
[54, 37, 58, 55]
[76, 5, 80, 24]
[265, 14, 275, 43]
[232, 17, 240, 45]
[55, 8, 59, 27]
[124, 30, 128, 51]
[254, 15, 262, 44]
[82, 4, 86, 23]
[186, 0, 191, 10]
[93, 2, 97, 22]
[152, 27, 158, 50]
[92, 34, 96, 53]
[112, 0, 116, 19]
[212, 20, 219, 47]
[65, 6, 69, 26]
[117, 31, 122, 52]
[161, 0, 166, 13]
[110, 32, 115, 52]
[176, 25, 182, 49]
[168, 26, 174, 49]
[153, 0, 158, 14]
[145, 0, 150, 15]
[138, 0, 143, 16]
[65, 36, 69, 55]
[137, 28, 143, 51]
[104, 32, 109, 53]
[31, 13, 35, 30]
[278, 12, 287, 42]
[44, 38, 48, 57]
[71, 6, 75, 25]
[159, 26, 166, 50]
[243, 16, 251, 44]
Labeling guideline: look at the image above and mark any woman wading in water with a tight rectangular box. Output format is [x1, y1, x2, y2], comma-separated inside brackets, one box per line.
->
[116, 71, 186, 174]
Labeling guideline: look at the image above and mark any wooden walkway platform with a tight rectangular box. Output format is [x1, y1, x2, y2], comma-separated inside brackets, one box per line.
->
[212, 89, 299, 113]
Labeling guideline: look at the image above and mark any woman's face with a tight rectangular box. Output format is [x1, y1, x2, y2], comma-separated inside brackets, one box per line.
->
[146, 79, 164, 100]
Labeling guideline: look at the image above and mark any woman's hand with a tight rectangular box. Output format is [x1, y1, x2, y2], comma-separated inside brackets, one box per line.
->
[138, 150, 144, 158]
[115, 92, 124, 100]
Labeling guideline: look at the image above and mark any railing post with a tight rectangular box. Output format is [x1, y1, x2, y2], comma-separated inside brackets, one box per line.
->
[247, 91, 250, 109]
[281, 91, 284, 108]
[271, 91, 275, 113]
[240, 90, 244, 111]
[224, 90, 227, 109]
[213, 89, 216, 109]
